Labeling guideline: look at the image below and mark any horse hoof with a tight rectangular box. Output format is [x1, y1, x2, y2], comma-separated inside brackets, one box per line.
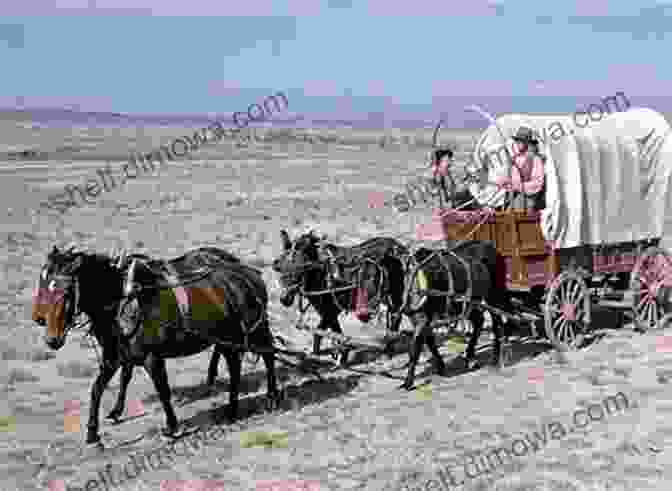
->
[466, 359, 480, 370]
[226, 406, 239, 422]
[85, 435, 102, 446]
[160, 426, 180, 439]
[400, 381, 414, 391]
[266, 395, 282, 412]
[82, 441, 105, 456]
[105, 410, 123, 423]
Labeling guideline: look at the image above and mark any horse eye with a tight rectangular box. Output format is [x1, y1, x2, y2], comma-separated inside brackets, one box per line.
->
[48, 279, 57, 291]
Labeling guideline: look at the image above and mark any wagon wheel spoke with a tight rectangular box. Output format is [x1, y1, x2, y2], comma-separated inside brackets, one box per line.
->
[647, 300, 659, 326]
[557, 282, 567, 304]
[563, 320, 575, 344]
[548, 305, 563, 315]
[568, 283, 582, 304]
[555, 318, 568, 344]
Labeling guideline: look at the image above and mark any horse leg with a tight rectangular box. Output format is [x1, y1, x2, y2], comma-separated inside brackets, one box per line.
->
[143, 353, 179, 436]
[490, 312, 505, 369]
[86, 357, 121, 444]
[424, 316, 446, 376]
[222, 350, 242, 421]
[463, 309, 484, 370]
[312, 315, 330, 355]
[328, 312, 350, 366]
[401, 311, 429, 390]
[388, 260, 406, 333]
[262, 351, 282, 411]
[207, 345, 222, 387]
[106, 362, 134, 422]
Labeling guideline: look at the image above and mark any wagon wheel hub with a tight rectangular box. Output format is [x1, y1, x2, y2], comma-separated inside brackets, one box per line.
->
[560, 303, 576, 321]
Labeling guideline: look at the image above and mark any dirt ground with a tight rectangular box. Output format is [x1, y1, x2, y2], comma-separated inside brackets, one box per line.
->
[1, 121, 671, 490]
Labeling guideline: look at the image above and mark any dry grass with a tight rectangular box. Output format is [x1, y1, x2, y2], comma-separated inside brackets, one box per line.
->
[0, 121, 669, 490]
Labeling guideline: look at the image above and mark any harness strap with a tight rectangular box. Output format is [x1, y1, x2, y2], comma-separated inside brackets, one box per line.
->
[163, 262, 191, 318]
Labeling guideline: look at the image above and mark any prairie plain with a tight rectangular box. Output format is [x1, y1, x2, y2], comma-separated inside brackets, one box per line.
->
[1, 119, 671, 490]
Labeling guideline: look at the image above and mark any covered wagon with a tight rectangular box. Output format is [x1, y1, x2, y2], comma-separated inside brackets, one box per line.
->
[416, 107, 672, 350]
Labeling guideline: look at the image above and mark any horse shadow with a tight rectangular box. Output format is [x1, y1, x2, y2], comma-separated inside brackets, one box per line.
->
[131, 317, 613, 412]
[138, 374, 363, 435]
[133, 349, 359, 416]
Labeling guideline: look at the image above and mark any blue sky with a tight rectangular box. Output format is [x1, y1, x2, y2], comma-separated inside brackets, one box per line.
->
[0, 0, 670, 123]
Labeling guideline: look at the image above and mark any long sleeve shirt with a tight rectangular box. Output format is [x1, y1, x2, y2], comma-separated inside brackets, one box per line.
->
[511, 151, 545, 195]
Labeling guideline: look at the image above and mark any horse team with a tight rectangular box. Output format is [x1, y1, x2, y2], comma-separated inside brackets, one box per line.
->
[31, 230, 509, 445]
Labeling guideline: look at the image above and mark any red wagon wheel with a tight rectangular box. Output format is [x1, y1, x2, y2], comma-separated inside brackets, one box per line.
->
[544, 270, 592, 351]
[630, 246, 672, 332]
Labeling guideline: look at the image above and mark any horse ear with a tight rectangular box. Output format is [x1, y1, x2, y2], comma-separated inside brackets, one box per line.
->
[123, 259, 138, 296]
[116, 248, 127, 269]
[280, 230, 291, 250]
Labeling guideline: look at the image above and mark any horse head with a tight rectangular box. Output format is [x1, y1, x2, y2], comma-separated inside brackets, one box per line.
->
[32, 245, 125, 350]
[272, 229, 325, 307]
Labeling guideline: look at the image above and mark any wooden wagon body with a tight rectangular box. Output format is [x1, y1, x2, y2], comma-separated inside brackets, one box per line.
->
[438, 209, 652, 291]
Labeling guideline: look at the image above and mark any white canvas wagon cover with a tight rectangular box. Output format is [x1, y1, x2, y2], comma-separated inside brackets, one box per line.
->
[471, 107, 672, 249]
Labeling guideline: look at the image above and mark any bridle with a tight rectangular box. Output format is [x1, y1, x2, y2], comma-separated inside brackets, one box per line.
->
[43, 272, 82, 339]
[278, 237, 326, 294]
[278, 236, 386, 313]
[44, 253, 127, 338]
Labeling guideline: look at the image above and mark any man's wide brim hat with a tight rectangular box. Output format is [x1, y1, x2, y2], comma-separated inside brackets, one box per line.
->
[512, 127, 539, 145]
[433, 147, 454, 160]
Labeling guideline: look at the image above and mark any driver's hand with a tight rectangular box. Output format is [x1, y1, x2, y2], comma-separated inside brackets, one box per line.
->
[432, 159, 450, 177]
[495, 175, 513, 190]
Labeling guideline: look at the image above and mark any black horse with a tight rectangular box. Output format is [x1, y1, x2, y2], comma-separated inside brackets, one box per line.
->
[104, 247, 242, 422]
[272, 230, 408, 364]
[399, 240, 510, 390]
[32, 245, 281, 445]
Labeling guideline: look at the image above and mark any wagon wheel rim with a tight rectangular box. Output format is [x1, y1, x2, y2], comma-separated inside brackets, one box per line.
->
[630, 246, 672, 331]
[544, 271, 591, 351]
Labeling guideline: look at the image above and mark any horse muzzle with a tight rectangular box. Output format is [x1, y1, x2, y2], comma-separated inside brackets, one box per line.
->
[44, 334, 65, 350]
[279, 289, 296, 307]
[274, 275, 297, 307]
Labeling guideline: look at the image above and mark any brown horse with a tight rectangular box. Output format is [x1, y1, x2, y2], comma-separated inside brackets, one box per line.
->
[32, 245, 281, 445]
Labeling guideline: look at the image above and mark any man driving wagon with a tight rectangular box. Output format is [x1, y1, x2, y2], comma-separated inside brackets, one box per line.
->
[433, 126, 546, 211]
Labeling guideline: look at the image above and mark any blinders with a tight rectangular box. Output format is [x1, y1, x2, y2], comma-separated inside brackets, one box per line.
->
[55, 274, 80, 334]
[37, 271, 81, 338]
